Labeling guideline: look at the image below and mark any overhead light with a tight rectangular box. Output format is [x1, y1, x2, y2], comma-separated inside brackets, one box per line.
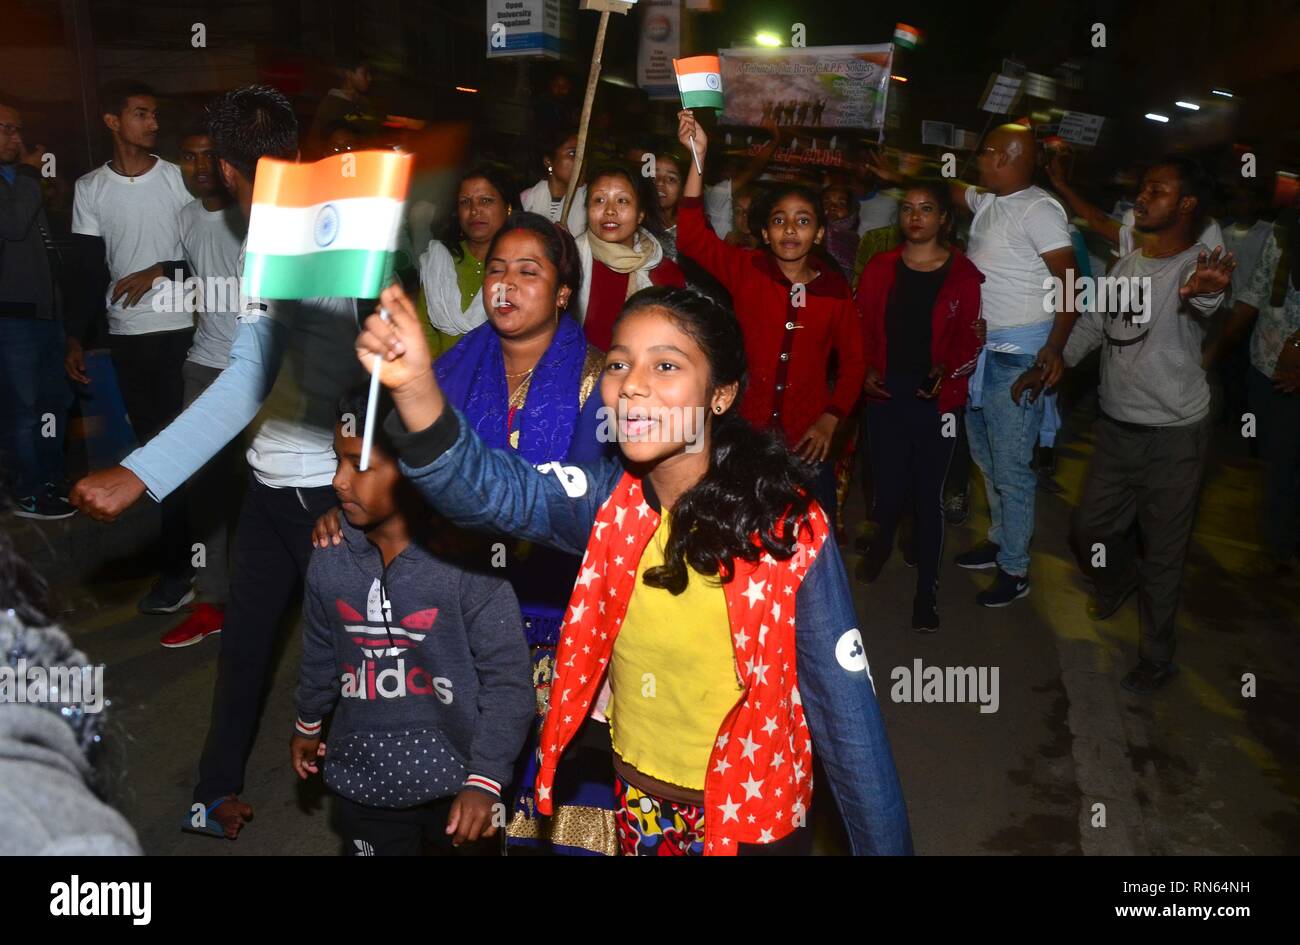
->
[754, 31, 781, 47]
[1212, 89, 1233, 97]
[455, 86, 478, 93]
[1175, 101, 1199, 110]
[891, 74, 908, 83]
[1145, 112, 1170, 123]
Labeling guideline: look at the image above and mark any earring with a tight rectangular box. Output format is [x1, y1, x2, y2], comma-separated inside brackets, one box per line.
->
[713, 404, 724, 414]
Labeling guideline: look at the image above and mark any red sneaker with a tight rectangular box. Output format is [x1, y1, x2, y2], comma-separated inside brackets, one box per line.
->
[160, 603, 224, 648]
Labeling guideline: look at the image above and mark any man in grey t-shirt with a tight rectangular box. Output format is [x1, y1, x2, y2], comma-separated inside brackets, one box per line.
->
[1014, 158, 1234, 695]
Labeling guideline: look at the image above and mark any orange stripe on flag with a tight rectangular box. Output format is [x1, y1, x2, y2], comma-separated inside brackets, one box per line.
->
[673, 55, 721, 77]
[250, 150, 414, 208]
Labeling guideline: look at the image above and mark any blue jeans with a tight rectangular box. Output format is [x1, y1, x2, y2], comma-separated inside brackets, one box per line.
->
[0, 318, 72, 498]
[965, 351, 1044, 576]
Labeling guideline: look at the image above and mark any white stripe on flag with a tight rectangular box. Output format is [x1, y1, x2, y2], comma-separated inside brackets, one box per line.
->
[245, 197, 403, 256]
[676, 71, 722, 94]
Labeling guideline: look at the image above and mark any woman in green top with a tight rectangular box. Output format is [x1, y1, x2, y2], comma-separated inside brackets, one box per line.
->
[417, 164, 517, 357]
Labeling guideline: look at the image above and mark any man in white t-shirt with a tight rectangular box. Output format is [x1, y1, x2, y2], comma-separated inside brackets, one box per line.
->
[69, 81, 196, 615]
[155, 128, 247, 649]
[872, 127, 1077, 605]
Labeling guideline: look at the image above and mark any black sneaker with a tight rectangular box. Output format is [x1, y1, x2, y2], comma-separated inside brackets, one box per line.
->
[1121, 659, 1179, 695]
[1087, 579, 1138, 621]
[975, 569, 1029, 607]
[955, 541, 1000, 570]
[943, 489, 970, 525]
[138, 574, 196, 615]
[12, 493, 77, 521]
[912, 594, 939, 632]
[854, 541, 891, 585]
[852, 521, 879, 555]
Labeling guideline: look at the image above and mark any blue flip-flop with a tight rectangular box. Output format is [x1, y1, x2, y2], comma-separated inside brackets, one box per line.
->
[180, 797, 233, 839]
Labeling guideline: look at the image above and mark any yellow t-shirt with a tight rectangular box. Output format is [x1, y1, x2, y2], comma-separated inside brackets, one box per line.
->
[607, 514, 743, 791]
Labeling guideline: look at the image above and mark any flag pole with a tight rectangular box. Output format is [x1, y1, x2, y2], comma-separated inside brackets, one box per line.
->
[359, 306, 391, 472]
[561, 9, 609, 228]
[563, 0, 636, 227]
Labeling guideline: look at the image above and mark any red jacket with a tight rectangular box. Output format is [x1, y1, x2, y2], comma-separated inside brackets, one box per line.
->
[854, 246, 983, 416]
[536, 474, 829, 854]
[677, 196, 865, 446]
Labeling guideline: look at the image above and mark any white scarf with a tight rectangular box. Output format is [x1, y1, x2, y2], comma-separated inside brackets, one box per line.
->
[573, 228, 664, 325]
[418, 241, 486, 336]
[520, 178, 588, 236]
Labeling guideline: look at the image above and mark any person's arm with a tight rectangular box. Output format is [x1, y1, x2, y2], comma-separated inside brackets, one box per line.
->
[361, 286, 616, 555]
[727, 118, 781, 194]
[291, 565, 337, 779]
[0, 173, 43, 240]
[674, 111, 752, 294]
[826, 295, 866, 418]
[1036, 245, 1080, 385]
[854, 259, 890, 399]
[73, 307, 288, 519]
[1204, 236, 1279, 367]
[794, 537, 912, 855]
[459, 572, 533, 803]
[945, 269, 982, 381]
[1044, 159, 1122, 246]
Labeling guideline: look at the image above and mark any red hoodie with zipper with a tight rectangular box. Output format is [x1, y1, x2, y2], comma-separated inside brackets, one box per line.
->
[853, 246, 984, 416]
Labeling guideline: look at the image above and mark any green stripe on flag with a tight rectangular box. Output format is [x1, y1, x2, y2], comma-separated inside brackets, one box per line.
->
[680, 88, 724, 110]
[244, 248, 394, 300]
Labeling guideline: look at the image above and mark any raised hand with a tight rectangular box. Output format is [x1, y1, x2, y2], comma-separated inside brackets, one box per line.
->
[1180, 246, 1237, 300]
[676, 109, 708, 153]
[355, 283, 434, 393]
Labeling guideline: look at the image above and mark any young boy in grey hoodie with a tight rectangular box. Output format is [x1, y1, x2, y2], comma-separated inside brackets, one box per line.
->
[290, 387, 533, 855]
[1013, 156, 1235, 696]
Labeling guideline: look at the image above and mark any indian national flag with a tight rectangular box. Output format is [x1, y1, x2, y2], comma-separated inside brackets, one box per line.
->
[893, 23, 922, 49]
[674, 55, 724, 110]
[243, 150, 414, 299]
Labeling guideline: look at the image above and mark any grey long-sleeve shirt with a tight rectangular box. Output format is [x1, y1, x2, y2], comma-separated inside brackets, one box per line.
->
[1064, 243, 1223, 427]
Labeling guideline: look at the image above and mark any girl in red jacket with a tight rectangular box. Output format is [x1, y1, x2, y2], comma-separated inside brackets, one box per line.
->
[854, 180, 983, 631]
[675, 111, 864, 530]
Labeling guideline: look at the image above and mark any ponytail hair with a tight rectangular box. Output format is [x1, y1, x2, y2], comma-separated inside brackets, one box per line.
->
[615, 286, 814, 594]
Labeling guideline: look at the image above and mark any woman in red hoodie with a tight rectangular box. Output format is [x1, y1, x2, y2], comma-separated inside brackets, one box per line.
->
[675, 110, 864, 529]
[854, 180, 983, 631]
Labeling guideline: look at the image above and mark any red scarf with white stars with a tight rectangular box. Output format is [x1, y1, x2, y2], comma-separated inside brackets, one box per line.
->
[535, 472, 828, 855]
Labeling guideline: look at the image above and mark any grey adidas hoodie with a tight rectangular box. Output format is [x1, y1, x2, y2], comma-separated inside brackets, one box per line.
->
[295, 517, 533, 803]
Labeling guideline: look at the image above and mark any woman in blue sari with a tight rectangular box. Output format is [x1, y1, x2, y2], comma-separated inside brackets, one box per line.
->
[316, 212, 616, 853]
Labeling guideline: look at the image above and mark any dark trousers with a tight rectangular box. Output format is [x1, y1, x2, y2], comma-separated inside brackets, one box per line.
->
[944, 406, 973, 498]
[110, 328, 194, 579]
[181, 361, 241, 603]
[194, 474, 336, 803]
[1071, 414, 1210, 664]
[0, 317, 72, 497]
[335, 794, 500, 856]
[1247, 367, 1300, 561]
[866, 373, 956, 600]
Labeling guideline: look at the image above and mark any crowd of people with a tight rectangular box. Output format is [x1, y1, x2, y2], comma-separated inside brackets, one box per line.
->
[1, 55, 1297, 856]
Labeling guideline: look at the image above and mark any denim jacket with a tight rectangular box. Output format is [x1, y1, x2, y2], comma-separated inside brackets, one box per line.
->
[387, 406, 913, 855]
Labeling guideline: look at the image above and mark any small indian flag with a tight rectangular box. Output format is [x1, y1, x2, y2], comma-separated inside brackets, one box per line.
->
[673, 55, 724, 110]
[243, 150, 414, 299]
[893, 23, 922, 49]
